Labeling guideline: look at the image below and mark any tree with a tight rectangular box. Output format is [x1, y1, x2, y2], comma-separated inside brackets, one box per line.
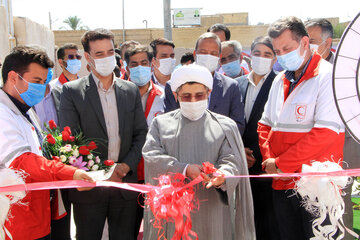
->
[63, 16, 89, 30]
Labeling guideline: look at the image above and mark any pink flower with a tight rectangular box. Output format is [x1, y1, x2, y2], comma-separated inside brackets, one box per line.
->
[68, 156, 76, 165]
[64, 144, 72, 152]
[95, 156, 100, 163]
[87, 160, 94, 168]
[70, 156, 88, 171]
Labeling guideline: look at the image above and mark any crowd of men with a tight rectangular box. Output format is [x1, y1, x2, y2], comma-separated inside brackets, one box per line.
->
[0, 16, 358, 240]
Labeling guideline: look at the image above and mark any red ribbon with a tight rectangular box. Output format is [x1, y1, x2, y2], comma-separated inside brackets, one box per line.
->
[1, 168, 360, 194]
[2, 168, 360, 240]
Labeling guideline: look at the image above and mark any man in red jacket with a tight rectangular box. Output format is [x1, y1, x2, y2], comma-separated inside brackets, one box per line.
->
[258, 17, 345, 240]
[0, 46, 93, 240]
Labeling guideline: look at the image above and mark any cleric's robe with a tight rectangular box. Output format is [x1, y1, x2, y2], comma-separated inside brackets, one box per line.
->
[143, 110, 255, 240]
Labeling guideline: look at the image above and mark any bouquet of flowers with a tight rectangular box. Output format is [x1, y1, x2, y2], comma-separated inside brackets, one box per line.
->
[43, 120, 115, 179]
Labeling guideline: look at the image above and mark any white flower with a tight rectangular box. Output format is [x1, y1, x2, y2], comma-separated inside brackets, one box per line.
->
[87, 154, 93, 160]
[95, 156, 100, 163]
[60, 147, 66, 153]
[91, 164, 99, 171]
[87, 160, 94, 167]
[68, 156, 76, 164]
[73, 150, 79, 157]
[64, 144, 72, 152]
[60, 155, 67, 163]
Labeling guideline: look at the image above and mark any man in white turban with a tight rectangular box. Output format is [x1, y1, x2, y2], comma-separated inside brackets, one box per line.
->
[143, 64, 255, 240]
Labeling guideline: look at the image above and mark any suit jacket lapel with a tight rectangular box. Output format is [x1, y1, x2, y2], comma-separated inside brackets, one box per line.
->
[115, 79, 124, 138]
[248, 70, 276, 123]
[239, 79, 249, 103]
[85, 74, 107, 134]
[209, 73, 222, 110]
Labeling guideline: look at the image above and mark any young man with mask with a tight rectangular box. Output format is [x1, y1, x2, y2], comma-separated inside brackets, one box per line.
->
[164, 32, 245, 135]
[149, 38, 176, 90]
[34, 43, 81, 130]
[237, 36, 280, 240]
[305, 18, 334, 64]
[143, 64, 255, 240]
[52, 43, 82, 87]
[259, 17, 345, 240]
[59, 28, 148, 240]
[220, 40, 249, 79]
[0, 46, 93, 240]
[124, 44, 164, 238]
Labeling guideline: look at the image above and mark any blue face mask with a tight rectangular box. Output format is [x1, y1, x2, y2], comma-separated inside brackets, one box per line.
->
[129, 66, 151, 86]
[122, 60, 127, 69]
[46, 68, 53, 85]
[15, 74, 46, 107]
[222, 59, 241, 78]
[65, 59, 81, 75]
[277, 42, 306, 71]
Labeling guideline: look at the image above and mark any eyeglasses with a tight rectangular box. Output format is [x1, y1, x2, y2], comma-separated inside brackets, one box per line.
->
[178, 92, 208, 102]
[66, 54, 82, 60]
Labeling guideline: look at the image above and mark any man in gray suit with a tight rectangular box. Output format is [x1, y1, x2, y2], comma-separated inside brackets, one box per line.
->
[59, 28, 148, 240]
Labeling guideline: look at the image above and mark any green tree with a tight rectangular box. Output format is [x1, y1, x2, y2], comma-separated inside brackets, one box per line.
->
[333, 22, 348, 39]
[63, 16, 89, 30]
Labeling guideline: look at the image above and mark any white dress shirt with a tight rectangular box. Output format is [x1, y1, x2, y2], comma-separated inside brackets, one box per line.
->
[92, 73, 121, 162]
[244, 71, 269, 122]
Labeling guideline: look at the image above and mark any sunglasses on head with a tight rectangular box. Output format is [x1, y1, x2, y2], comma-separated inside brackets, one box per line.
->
[66, 54, 82, 60]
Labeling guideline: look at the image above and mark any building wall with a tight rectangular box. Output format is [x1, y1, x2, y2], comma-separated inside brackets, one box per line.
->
[0, 5, 9, 65]
[13, 16, 55, 61]
[54, 24, 269, 51]
[222, 13, 248, 25]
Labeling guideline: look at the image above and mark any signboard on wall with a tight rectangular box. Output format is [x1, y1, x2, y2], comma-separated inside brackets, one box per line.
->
[173, 8, 201, 26]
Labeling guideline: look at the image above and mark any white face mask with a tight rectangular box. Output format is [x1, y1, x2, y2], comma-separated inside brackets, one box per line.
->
[179, 99, 208, 121]
[251, 56, 273, 76]
[310, 42, 326, 56]
[91, 55, 116, 77]
[157, 58, 176, 76]
[310, 44, 319, 51]
[195, 54, 219, 72]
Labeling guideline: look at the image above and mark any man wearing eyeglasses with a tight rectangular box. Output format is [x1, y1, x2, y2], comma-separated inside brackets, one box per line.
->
[53, 43, 82, 87]
[34, 43, 82, 130]
[143, 64, 255, 240]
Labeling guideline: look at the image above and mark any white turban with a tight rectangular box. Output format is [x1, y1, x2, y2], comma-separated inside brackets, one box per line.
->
[170, 64, 213, 92]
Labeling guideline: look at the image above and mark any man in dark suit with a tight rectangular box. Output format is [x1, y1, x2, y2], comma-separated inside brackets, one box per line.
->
[59, 28, 148, 240]
[236, 36, 280, 240]
[164, 32, 245, 135]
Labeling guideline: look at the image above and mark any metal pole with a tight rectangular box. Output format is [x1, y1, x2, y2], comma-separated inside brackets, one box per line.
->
[122, 0, 125, 43]
[49, 12, 52, 30]
[143, 20, 148, 29]
[163, 0, 172, 40]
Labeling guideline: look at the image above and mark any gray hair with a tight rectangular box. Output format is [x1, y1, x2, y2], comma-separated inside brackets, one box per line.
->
[305, 18, 334, 41]
[195, 32, 221, 54]
[268, 16, 308, 42]
[221, 40, 242, 57]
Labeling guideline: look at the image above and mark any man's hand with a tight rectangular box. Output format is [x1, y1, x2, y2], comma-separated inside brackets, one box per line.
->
[73, 169, 95, 191]
[245, 148, 256, 168]
[262, 158, 291, 180]
[205, 170, 225, 189]
[262, 158, 278, 180]
[186, 164, 202, 180]
[108, 163, 130, 182]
